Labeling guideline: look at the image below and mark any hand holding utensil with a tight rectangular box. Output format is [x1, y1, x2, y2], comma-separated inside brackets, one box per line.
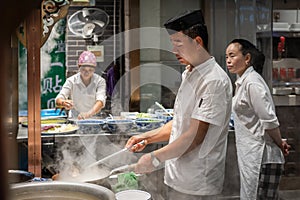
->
[87, 140, 145, 169]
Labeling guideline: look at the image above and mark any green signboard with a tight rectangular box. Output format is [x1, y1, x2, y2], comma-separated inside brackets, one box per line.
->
[19, 19, 66, 110]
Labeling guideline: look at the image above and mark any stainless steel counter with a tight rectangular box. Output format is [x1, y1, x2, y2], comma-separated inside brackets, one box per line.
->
[273, 95, 300, 106]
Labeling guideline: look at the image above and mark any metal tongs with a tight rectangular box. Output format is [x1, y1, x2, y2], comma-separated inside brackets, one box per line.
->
[87, 140, 145, 169]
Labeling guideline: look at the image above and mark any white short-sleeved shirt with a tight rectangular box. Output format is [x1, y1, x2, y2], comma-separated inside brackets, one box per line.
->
[55, 72, 106, 114]
[164, 57, 233, 195]
[233, 66, 284, 164]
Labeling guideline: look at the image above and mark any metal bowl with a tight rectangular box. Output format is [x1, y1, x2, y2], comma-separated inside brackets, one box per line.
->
[10, 181, 115, 200]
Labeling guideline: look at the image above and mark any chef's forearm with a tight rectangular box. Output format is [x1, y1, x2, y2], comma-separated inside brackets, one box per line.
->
[265, 127, 284, 148]
[87, 100, 104, 117]
[154, 134, 190, 162]
[143, 121, 172, 144]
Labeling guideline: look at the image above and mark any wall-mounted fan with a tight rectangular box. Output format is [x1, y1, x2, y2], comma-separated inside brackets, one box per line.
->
[68, 8, 109, 42]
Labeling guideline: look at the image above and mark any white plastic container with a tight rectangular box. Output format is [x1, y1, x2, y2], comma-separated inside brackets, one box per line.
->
[116, 190, 151, 200]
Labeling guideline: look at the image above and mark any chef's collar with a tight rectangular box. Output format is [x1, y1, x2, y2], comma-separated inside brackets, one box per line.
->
[235, 66, 254, 87]
[186, 57, 215, 75]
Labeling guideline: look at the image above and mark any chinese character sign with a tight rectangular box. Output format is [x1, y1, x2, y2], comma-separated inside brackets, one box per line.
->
[18, 19, 66, 110]
[41, 19, 66, 109]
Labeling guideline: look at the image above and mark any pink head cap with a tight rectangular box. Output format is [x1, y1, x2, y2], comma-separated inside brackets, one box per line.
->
[78, 51, 97, 67]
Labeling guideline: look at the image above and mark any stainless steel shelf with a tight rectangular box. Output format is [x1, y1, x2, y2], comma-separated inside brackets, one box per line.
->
[273, 82, 300, 87]
[257, 31, 300, 38]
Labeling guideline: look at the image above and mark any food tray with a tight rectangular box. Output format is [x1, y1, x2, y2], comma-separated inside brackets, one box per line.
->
[21, 118, 67, 127]
[41, 124, 79, 135]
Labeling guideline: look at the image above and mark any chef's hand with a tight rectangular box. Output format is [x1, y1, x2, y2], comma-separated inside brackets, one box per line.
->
[78, 112, 90, 120]
[134, 153, 155, 174]
[62, 100, 74, 110]
[281, 139, 291, 156]
[125, 136, 147, 152]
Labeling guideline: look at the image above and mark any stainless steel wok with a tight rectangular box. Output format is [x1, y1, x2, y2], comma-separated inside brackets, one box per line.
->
[10, 181, 115, 200]
[52, 164, 136, 188]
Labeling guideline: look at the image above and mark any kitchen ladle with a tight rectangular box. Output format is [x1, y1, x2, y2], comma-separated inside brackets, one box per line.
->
[87, 140, 145, 169]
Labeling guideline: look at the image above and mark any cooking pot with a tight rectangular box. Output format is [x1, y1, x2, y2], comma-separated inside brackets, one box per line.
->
[8, 170, 34, 184]
[10, 181, 115, 200]
[52, 164, 111, 189]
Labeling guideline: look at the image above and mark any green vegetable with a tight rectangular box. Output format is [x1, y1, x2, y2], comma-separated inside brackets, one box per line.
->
[112, 172, 139, 192]
[136, 113, 151, 118]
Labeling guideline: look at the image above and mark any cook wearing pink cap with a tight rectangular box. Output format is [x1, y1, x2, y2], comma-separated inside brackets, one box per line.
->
[55, 51, 107, 119]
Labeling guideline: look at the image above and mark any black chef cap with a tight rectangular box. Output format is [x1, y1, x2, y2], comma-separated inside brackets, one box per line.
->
[164, 9, 205, 33]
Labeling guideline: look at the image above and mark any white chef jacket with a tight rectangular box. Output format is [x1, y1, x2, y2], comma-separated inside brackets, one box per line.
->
[233, 66, 284, 199]
[56, 72, 106, 117]
[164, 57, 233, 195]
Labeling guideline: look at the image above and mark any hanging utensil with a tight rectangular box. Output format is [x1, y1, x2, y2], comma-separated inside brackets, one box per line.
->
[87, 140, 145, 169]
[155, 102, 173, 117]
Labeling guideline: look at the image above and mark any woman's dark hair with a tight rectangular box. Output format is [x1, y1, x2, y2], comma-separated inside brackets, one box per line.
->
[183, 24, 209, 51]
[229, 39, 265, 75]
[251, 50, 265, 75]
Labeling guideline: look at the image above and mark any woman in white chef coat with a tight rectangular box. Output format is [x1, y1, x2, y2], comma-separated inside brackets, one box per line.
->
[225, 39, 290, 200]
[125, 10, 233, 200]
[55, 51, 106, 119]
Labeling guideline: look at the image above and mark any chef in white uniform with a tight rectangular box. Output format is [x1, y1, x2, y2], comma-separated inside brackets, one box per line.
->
[225, 39, 290, 199]
[55, 51, 106, 119]
[125, 10, 233, 200]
